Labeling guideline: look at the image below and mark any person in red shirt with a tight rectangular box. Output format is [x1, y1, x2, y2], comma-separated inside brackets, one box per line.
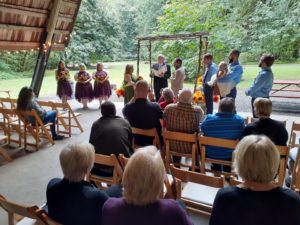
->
[159, 88, 175, 111]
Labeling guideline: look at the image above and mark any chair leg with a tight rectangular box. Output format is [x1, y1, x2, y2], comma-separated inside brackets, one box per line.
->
[0, 146, 12, 161]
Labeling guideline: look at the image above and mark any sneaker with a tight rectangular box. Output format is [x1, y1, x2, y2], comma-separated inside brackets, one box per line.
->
[53, 135, 65, 141]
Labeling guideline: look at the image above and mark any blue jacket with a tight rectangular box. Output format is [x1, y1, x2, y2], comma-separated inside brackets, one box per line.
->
[200, 112, 245, 159]
[203, 62, 218, 84]
[245, 67, 273, 98]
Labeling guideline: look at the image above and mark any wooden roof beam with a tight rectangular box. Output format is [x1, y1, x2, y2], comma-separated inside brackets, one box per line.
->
[45, 0, 62, 45]
[61, 0, 78, 8]
[0, 24, 70, 35]
[0, 4, 49, 17]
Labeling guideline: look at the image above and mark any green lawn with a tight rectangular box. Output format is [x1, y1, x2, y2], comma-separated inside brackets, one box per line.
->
[0, 62, 299, 98]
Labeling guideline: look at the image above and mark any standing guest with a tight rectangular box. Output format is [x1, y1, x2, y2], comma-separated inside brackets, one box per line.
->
[217, 50, 243, 107]
[123, 64, 136, 104]
[151, 54, 171, 101]
[74, 63, 93, 109]
[55, 60, 73, 104]
[202, 53, 218, 114]
[123, 80, 163, 147]
[210, 135, 300, 225]
[17, 86, 64, 140]
[170, 57, 186, 98]
[201, 97, 244, 172]
[245, 54, 275, 117]
[159, 88, 175, 111]
[93, 63, 112, 108]
[164, 89, 204, 164]
[89, 101, 133, 176]
[47, 143, 122, 225]
[102, 146, 193, 225]
[242, 98, 288, 146]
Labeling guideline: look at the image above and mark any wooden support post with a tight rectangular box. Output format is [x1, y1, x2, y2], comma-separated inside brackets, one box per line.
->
[31, 0, 62, 96]
[137, 40, 140, 77]
[194, 36, 203, 92]
[149, 40, 153, 90]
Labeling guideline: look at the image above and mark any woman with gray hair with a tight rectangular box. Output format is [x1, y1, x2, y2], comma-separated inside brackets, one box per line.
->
[102, 146, 193, 225]
[46, 143, 122, 225]
[159, 87, 175, 111]
[210, 135, 300, 225]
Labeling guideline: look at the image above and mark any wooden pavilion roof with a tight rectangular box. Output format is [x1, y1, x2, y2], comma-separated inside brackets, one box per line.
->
[136, 32, 209, 42]
[0, 0, 81, 51]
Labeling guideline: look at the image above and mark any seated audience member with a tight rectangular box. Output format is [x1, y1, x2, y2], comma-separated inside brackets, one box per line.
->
[159, 87, 175, 111]
[201, 97, 244, 172]
[123, 80, 163, 146]
[242, 98, 288, 146]
[17, 86, 64, 140]
[164, 88, 204, 164]
[89, 101, 133, 176]
[210, 135, 300, 225]
[102, 146, 193, 225]
[47, 143, 122, 225]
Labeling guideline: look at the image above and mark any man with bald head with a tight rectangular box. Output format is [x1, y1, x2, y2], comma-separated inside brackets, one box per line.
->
[163, 88, 204, 165]
[123, 80, 163, 146]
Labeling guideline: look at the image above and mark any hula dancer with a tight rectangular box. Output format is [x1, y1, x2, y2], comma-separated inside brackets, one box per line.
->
[93, 63, 112, 108]
[74, 64, 93, 109]
[56, 61, 73, 104]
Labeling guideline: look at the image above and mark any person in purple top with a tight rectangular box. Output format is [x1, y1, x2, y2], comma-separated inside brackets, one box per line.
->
[102, 146, 193, 225]
[93, 63, 112, 108]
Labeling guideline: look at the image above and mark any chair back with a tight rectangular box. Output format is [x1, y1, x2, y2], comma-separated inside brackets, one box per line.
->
[131, 127, 161, 150]
[0, 98, 17, 110]
[291, 147, 300, 192]
[276, 145, 289, 186]
[163, 130, 198, 171]
[0, 194, 44, 225]
[289, 122, 300, 148]
[89, 154, 123, 188]
[199, 135, 238, 177]
[170, 164, 224, 214]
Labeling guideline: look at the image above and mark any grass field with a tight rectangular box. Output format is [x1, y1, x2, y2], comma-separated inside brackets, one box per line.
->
[0, 61, 299, 98]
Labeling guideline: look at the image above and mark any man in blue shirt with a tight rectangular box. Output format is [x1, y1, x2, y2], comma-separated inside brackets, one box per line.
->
[203, 53, 218, 114]
[245, 54, 275, 117]
[218, 50, 243, 113]
[200, 97, 245, 172]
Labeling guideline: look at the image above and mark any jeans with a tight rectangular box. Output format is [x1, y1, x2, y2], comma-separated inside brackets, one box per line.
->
[203, 84, 214, 114]
[251, 97, 257, 118]
[42, 110, 57, 137]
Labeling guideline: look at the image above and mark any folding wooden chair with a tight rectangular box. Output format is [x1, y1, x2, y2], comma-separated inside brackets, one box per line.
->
[170, 164, 225, 215]
[16, 110, 54, 151]
[289, 121, 300, 148]
[0, 135, 12, 162]
[163, 130, 198, 171]
[199, 135, 238, 177]
[88, 154, 123, 189]
[0, 194, 61, 225]
[243, 116, 249, 125]
[131, 127, 161, 150]
[229, 145, 289, 187]
[291, 147, 300, 193]
[51, 102, 83, 137]
[0, 107, 23, 147]
[118, 153, 174, 198]
[0, 97, 17, 110]
[250, 117, 287, 127]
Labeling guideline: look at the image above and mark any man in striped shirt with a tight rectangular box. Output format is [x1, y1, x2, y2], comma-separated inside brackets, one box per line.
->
[200, 97, 245, 172]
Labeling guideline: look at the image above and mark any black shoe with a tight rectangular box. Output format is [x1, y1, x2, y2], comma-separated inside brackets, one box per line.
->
[53, 135, 65, 140]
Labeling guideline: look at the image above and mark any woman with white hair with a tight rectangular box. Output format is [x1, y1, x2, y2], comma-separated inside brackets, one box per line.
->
[46, 143, 122, 225]
[210, 135, 300, 225]
[102, 146, 193, 225]
[159, 87, 175, 111]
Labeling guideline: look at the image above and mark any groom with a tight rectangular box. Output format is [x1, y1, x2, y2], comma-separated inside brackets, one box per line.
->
[151, 54, 171, 101]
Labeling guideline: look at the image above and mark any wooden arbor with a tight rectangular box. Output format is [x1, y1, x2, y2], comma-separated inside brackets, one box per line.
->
[135, 32, 209, 89]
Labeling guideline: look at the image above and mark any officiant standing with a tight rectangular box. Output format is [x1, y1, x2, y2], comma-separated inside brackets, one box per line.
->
[151, 54, 171, 101]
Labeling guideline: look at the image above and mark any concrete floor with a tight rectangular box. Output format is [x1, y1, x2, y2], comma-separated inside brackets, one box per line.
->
[0, 96, 299, 225]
